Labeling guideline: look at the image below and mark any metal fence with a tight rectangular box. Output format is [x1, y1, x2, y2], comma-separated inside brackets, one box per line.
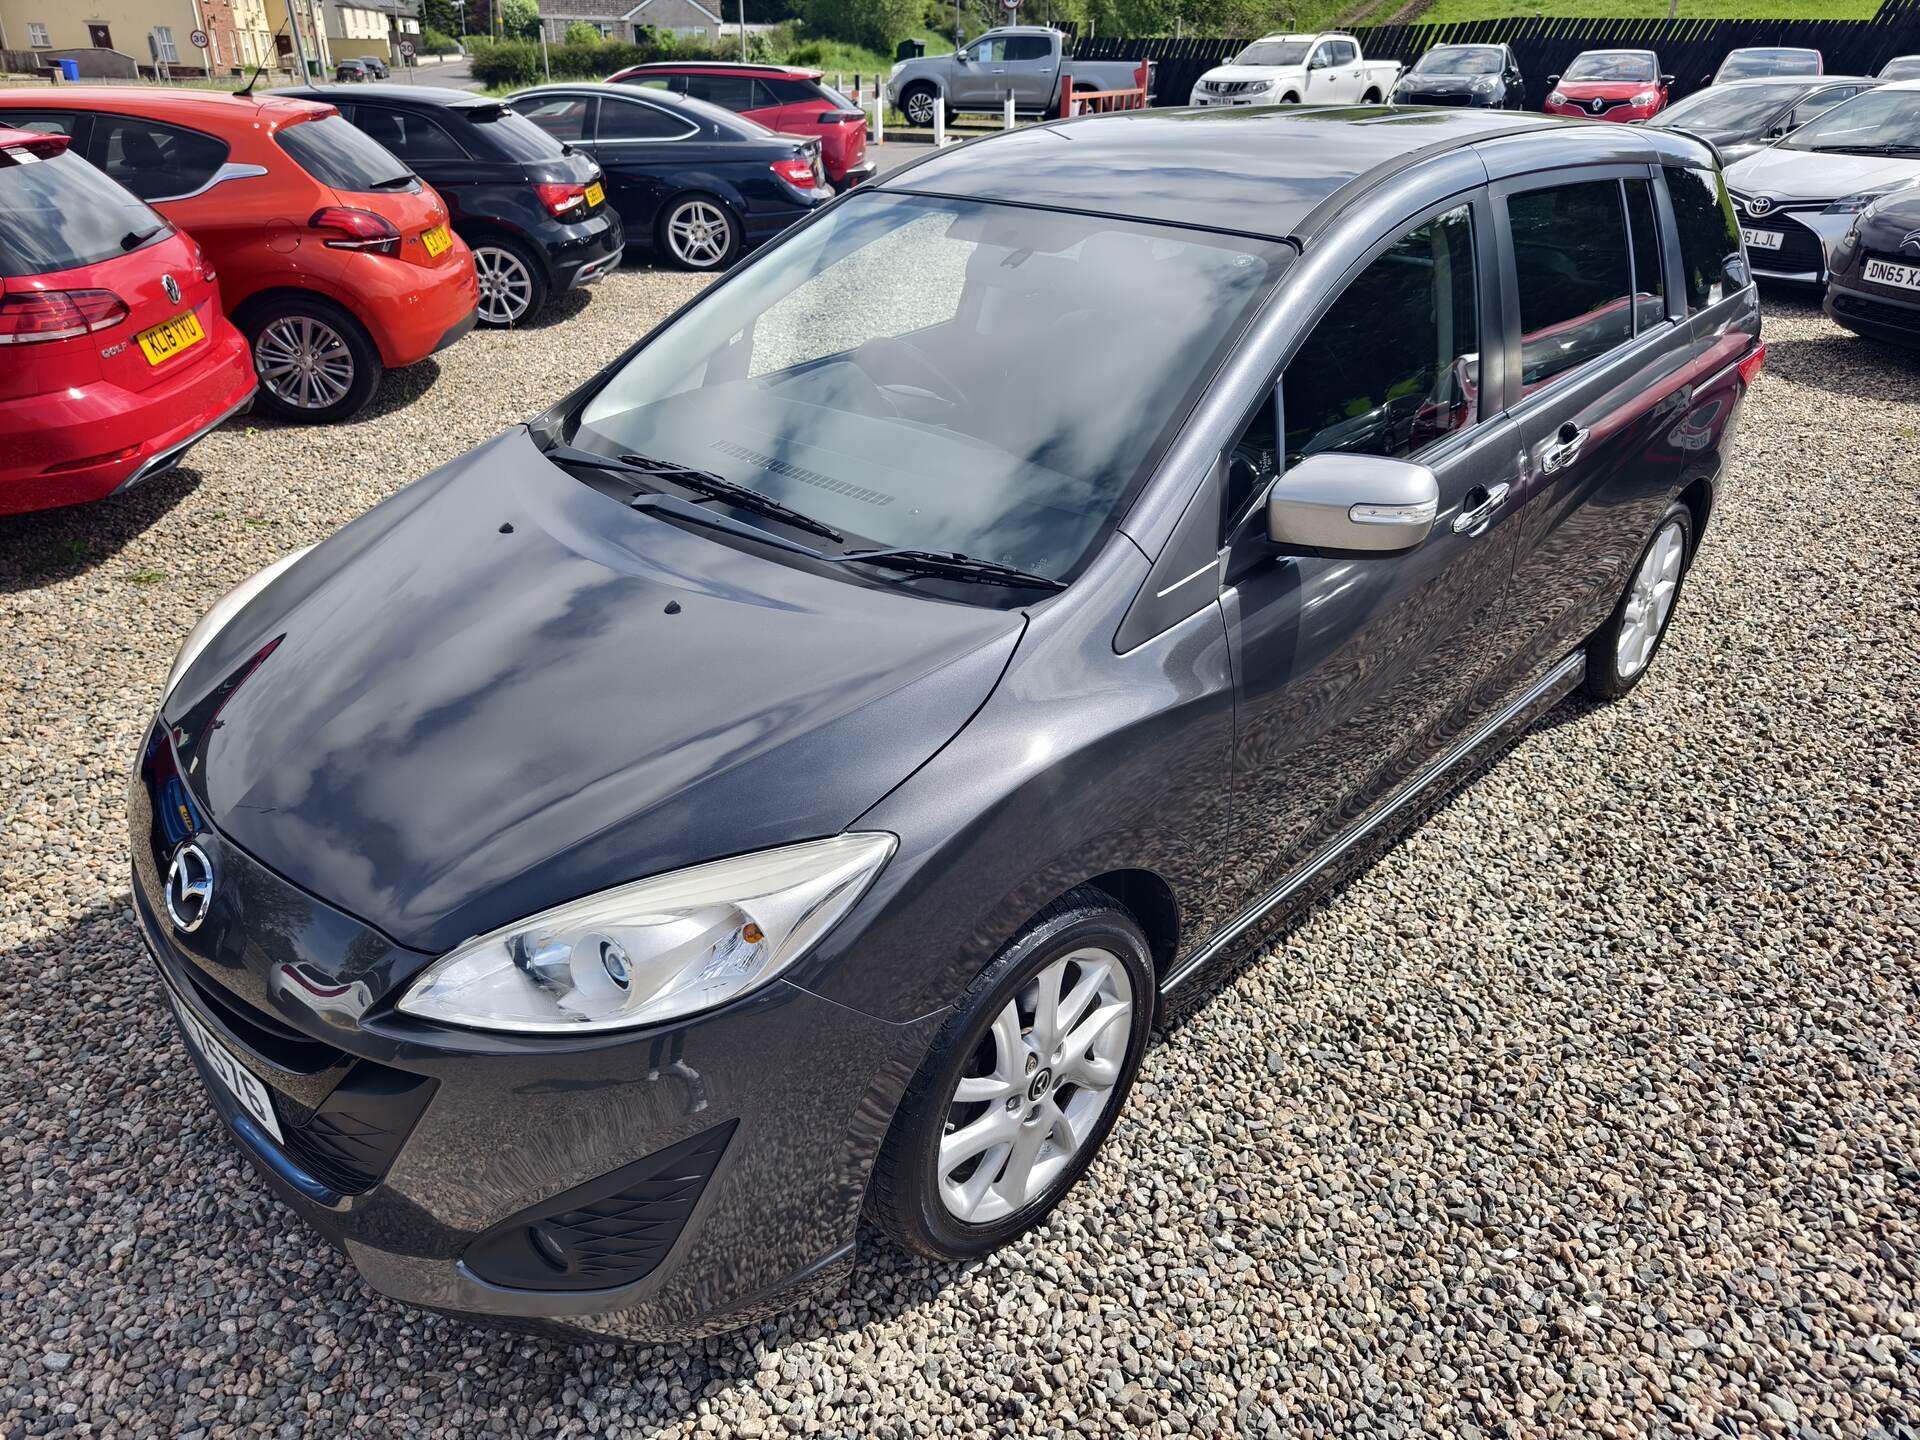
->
[1075, 0, 1920, 111]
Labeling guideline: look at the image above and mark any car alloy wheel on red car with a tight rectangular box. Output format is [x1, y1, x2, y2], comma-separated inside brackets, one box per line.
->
[0, 128, 254, 516]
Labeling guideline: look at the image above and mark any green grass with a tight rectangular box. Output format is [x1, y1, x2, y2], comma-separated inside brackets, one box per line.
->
[1417, 0, 1878, 18]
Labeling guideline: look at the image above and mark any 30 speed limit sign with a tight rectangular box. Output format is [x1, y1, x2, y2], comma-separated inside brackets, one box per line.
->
[190, 27, 208, 46]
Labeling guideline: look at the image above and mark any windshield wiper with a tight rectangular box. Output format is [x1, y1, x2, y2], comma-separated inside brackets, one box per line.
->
[1808, 143, 1920, 155]
[120, 225, 163, 251]
[614, 452, 844, 542]
[839, 548, 1066, 592]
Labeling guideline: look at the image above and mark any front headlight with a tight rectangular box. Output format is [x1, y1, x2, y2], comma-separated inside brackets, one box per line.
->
[1825, 191, 1889, 216]
[1546, 90, 1566, 106]
[1631, 90, 1659, 106]
[1470, 76, 1496, 92]
[396, 833, 897, 1034]
[163, 545, 315, 703]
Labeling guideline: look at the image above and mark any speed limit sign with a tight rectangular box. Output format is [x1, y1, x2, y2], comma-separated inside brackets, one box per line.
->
[190, 27, 208, 46]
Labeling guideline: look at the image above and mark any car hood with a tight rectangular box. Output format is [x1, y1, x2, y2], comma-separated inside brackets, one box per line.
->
[165, 427, 1025, 956]
[1726, 147, 1920, 201]
[1398, 73, 1492, 90]
[1556, 80, 1654, 98]
[1197, 63, 1302, 83]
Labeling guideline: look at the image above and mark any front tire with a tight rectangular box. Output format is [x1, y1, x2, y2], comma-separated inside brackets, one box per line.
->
[656, 194, 740, 272]
[866, 889, 1155, 1261]
[1585, 500, 1693, 699]
[902, 83, 939, 127]
[242, 295, 382, 424]
[471, 235, 547, 327]
[1362, 88, 1382, 102]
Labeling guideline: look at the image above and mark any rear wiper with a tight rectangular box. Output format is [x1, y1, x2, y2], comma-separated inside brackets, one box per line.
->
[615, 451, 844, 542]
[120, 225, 163, 251]
[839, 548, 1066, 592]
[369, 174, 417, 189]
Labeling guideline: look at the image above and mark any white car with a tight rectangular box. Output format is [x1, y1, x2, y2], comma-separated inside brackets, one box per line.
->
[1723, 79, 1920, 284]
[1188, 33, 1400, 109]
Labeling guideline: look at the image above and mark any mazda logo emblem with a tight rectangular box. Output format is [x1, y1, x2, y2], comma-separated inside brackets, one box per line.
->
[165, 843, 214, 933]
[1902, 229, 1920, 254]
[1747, 196, 1774, 217]
[161, 273, 181, 305]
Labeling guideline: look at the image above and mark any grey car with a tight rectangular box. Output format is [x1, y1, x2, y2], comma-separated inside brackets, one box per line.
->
[134, 104, 1761, 1342]
[886, 26, 1148, 123]
[1649, 74, 1878, 164]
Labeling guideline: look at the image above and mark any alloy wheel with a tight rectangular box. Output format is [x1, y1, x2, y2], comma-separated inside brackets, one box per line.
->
[666, 200, 732, 269]
[473, 245, 536, 325]
[936, 946, 1134, 1225]
[905, 89, 936, 126]
[254, 315, 355, 412]
[1617, 517, 1685, 679]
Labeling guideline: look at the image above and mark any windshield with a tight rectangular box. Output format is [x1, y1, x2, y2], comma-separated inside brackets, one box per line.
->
[1410, 47, 1502, 76]
[1783, 87, 1920, 151]
[0, 145, 171, 277]
[1718, 49, 1820, 80]
[276, 114, 414, 191]
[1564, 52, 1658, 83]
[1651, 81, 1807, 128]
[572, 192, 1286, 585]
[1882, 57, 1920, 80]
[1232, 40, 1311, 67]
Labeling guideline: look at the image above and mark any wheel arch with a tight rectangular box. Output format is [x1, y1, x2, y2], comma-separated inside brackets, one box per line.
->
[1677, 474, 1715, 551]
[1078, 869, 1181, 981]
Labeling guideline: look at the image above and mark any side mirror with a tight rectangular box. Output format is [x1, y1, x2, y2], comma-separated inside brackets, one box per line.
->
[1661, 72, 1675, 85]
[1546, 73, 1559, 85]
[955, 48, 970, 63]
[1267, 452, 1439, 553]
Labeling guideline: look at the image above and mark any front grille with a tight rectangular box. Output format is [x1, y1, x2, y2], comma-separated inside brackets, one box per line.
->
[464, 1121, 737, 1292]
[179, 962, 345, 1076]
[1735, 206, 1827, 275]
[1204, 79, 1265, 95]
[1403, 90, 1477, 106]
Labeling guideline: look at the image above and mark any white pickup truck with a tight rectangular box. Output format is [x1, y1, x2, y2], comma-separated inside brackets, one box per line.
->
[1189, 33, 1402, 108]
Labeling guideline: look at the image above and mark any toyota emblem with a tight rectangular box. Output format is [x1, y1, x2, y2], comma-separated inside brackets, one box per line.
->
[165, 843, 215, 933]
[1747, 195, 1774, 217]
[162, 273, 181, 305]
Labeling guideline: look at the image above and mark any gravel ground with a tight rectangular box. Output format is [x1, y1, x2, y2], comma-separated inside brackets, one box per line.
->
[3, 281, 1918, 1438]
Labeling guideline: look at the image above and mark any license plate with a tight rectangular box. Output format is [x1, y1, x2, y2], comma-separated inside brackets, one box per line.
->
[1864, 256, 1920, 292]
[169, 993, 284, 1143]
[1741, 227, 1784, 251]
[136, 310, 205, 365]
[420, 223, 452, 257]
[584, 180, 604, 208]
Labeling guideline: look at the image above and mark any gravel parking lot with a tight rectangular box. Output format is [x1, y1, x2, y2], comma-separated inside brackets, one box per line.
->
[3, 277, 1917, 1439]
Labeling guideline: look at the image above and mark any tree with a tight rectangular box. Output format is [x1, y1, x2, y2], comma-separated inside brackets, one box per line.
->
[796, 0, 918, 50]
[499, 0, 541, 38]
[564, 18, 604, 41]
[418, 0, 461, 35]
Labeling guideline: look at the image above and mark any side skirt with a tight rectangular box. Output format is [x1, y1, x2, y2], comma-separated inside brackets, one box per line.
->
[1161, 649, 1587, 997]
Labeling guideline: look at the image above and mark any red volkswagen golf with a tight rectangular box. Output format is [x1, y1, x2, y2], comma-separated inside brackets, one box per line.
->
[0, 128, 254, 516]
[608, 62, 875, 188]
[1544, 50, 1673, 122]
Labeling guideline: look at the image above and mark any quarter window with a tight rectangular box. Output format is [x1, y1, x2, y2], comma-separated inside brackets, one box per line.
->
[1508, 179, 1634, 392]
[1281, 203, 1480, 465]
[91, 114, 229, 200]
[1665, 164, 1747, 312]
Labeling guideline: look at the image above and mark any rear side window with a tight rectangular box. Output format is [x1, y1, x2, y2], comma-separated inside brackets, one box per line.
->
[0, 145, 170, 276]
[1508, 179, 1633, 391]
[1665, 164, 1747, 312]
[598, 98, 694, 140]
[276, 114, 414, 192]
[1, 110, 80, 137]
[682, 73, 756, 110]
[91, 115, 228, 201]
[1004, 36, 1051, 61]
[622, 74, 684, 92]
[1282, 202, 1480, 464]
[757, 76, 821, 105]
[514, 95, 595, 143]
[352, 106, 468, 162]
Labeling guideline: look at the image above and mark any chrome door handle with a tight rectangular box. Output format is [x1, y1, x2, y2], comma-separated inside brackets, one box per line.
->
[1538, 423, 1590, 475]
[1452, 481, 1510, 535]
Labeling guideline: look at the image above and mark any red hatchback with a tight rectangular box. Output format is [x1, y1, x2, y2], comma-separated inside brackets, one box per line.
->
[0, 128, 253, 516]
[1544, 49, 1672, 122]
[0, 89, 478, 424]
[608, 62, 875, 188]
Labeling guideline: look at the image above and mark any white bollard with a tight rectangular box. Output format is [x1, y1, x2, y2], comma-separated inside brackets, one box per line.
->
[1003, 94, 1016, 130]
[932, 97, 946, 146]
[871, 91, 884, 143]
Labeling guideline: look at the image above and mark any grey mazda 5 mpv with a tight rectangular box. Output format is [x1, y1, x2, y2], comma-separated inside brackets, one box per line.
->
[132, 106, 1762, 1340]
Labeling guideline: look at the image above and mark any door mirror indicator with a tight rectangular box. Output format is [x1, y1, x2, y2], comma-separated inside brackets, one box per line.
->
[1266, 452, 1439, 553]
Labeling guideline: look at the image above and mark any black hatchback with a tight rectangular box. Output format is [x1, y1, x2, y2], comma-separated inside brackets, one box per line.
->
[507, 84, 829, 271]
[1392, 44, 1525, 108]
[278, 84, 624, 327]
[1825, 184, 1920, 350]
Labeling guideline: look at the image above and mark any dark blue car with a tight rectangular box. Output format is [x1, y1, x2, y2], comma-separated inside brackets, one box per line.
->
[507, 83, 829, 271]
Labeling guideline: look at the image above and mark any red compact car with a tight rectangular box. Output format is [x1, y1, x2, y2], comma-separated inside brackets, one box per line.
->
[607, 62, 875, 188]
[0, 89, 477, 423]
[1544, 49, 1673, 123]
[0, 128, 254, 516]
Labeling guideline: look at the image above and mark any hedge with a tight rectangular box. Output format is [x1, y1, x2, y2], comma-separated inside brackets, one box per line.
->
[469, 35, 742, 86]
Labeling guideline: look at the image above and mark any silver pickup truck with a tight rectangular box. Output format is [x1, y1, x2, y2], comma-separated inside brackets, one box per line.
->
[886, 27, 1152, 125]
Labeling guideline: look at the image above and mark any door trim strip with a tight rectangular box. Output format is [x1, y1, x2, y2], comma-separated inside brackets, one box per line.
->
[1161, 649, 1587, 995]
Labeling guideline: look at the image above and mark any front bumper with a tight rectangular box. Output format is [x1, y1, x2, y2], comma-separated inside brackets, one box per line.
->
[131, 722, 938, 1340]
[1826, 277, 1920, 349]
[1738, 208, 1852, 285]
